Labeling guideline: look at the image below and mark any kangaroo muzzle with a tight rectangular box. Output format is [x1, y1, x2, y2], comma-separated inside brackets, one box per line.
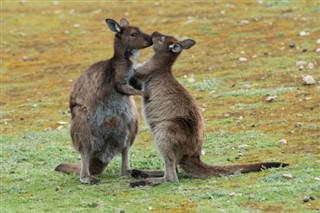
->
[146, 35, 153, 45]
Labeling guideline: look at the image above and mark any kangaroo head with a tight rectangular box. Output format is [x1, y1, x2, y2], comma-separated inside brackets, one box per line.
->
[151, 31, 196, 56]
[105, 18, 153, 50]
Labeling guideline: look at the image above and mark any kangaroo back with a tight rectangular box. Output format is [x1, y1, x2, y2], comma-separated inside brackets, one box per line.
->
[180, 156, 289, 179]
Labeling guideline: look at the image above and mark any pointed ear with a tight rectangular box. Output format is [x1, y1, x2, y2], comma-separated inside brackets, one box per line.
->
[169, 43, 183, 53]
[120, 18, 129, 27]
[105, 18, 122, 34]
[180, 39, 196, 49]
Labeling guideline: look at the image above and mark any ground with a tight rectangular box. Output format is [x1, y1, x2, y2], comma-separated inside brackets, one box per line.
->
[1, 1, 319, 212]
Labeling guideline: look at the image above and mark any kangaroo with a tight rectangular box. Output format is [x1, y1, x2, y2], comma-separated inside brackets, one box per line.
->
[55, 18, 153, 185]
[128, 32, 289, 187]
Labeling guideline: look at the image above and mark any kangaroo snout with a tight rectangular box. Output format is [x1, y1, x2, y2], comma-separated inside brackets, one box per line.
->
[139, 32, 153, 48]
[147, 35, 153, 45]
[151, 31, 162, 37]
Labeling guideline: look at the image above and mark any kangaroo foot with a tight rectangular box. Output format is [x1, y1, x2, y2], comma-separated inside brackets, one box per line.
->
[131, 169, 164, 179]
[131, 169, 150, 179]
[130, 177, 168, 187]
[80, 175, 101, 185]
[130, 180, 159, 187]
[121, 169, 132, 176]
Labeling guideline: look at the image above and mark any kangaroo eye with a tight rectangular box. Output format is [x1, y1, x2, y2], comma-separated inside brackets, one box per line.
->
[130, 32, 138, 37]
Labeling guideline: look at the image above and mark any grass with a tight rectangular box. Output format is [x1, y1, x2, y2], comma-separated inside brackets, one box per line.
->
[1, 129, 319, 212]
[1, 0, 320, 212]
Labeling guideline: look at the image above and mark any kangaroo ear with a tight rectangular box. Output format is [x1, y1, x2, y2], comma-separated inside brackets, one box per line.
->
[180, 39, 196, 49]
[120, 18, 129, 27]
[169, 43, 182, 53]
[105, 18, 122, 34]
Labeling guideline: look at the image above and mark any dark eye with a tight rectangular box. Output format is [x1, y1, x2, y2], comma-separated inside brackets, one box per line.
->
[130, 32, 139, 37]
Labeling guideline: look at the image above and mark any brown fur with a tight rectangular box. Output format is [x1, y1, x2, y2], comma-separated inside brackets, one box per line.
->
[55, 18, 152, 184]
[129, 32, 288, 187]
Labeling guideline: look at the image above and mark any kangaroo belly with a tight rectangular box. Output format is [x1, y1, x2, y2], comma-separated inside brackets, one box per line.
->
[90, 98, 137, 162]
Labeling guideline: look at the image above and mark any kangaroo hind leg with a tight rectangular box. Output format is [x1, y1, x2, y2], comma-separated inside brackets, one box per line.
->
[121, 146, 132, 176]
[130, 137, 179, 187]
[129, 157, 178, 187]
[80, 151, 101, 185]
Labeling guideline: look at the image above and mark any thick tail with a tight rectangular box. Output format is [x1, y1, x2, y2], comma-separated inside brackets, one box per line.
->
[180, 156, 289, 179]
[55, 163, 81, 174]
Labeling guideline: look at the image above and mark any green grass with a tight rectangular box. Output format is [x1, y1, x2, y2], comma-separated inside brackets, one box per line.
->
[215, 87, 296, 98]
[1, 129, 319, 212]
[0, 129, 319, 212]
[1, 1, 320, 212]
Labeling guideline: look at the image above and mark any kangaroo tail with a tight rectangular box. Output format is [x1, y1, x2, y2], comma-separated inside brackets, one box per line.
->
[55, 163, 81, 174]
[179, 156, 289, 179]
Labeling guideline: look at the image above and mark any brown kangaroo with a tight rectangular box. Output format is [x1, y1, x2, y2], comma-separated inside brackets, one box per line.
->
[129, 32, 289, 187]
[55, 18, 153, 185]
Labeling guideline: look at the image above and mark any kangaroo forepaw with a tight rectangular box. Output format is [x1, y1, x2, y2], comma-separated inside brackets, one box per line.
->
[142, 91, 150, 99]
[133, 63, 143, 70]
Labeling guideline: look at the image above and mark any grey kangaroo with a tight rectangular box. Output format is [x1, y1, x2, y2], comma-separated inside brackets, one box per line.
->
[55, 18, 153, 184]
[129, 32, 288, 187]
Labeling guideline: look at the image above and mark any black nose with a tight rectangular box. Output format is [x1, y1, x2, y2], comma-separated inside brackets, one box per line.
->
[147, 35, 153, 44]
[151, 31, 161, 37]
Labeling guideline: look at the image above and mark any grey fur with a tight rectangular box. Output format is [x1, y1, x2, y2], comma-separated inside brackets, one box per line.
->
[55, 18, 152, 184]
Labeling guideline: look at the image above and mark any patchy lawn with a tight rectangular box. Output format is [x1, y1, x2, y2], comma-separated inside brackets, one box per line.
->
[1, 1, 319, 212]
